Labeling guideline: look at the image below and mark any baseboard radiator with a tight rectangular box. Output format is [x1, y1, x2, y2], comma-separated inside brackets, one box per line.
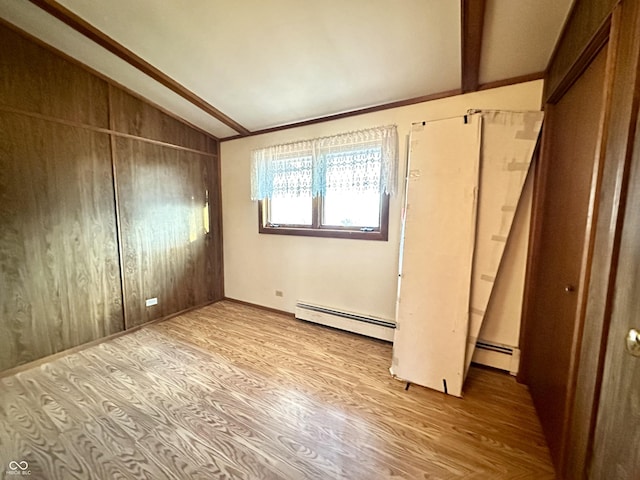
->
[472, 339, 521, 376]
[295, 302, 395, 342]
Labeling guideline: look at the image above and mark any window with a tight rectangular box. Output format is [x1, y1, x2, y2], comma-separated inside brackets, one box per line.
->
[251, 125, 397, 240]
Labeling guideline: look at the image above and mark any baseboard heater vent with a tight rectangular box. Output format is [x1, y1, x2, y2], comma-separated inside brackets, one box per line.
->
[472, 339, 521, 376]
[295, 302, 395, 342]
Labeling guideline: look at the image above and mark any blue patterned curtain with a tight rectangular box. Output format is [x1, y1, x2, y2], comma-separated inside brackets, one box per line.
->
[250, 125, 398, 200]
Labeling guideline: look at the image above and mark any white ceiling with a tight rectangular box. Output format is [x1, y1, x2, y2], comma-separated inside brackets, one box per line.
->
[480, 0, 573, 83]
[0, 0, 573, 139]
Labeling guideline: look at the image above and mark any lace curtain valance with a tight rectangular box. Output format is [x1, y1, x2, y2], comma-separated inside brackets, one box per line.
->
[250, 125, 398, 200]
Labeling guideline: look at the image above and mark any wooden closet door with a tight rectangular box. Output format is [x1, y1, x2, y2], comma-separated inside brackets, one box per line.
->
[522, 46, 608, 469]
[589, 2, 640, 474]
[590, 94, 640, 479]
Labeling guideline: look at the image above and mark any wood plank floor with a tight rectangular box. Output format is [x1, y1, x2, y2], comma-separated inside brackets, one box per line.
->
[0, 301, 555, 479]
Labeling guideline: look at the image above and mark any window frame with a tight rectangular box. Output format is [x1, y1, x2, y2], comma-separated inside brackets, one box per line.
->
[258, 193, 390, 241]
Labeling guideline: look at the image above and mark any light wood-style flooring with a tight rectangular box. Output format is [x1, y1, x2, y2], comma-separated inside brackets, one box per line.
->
[0, 301, 555, 479]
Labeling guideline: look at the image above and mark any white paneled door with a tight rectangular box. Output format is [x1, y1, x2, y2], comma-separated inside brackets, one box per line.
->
[392, 116, 480, 397]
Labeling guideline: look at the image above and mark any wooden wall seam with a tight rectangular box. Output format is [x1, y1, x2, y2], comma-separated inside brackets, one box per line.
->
[214, 139, 225, 299]
[108, 84, 129, 331]
[0, 105, 218, 158]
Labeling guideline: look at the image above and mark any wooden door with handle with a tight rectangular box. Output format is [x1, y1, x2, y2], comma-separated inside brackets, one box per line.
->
[589, 80, 640, 480]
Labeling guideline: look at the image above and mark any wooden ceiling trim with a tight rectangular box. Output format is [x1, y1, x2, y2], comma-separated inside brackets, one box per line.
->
[27, 0, 250, 136]
[477, 71, 545, 91]
[221, 70, 544, 142]
[461, 0, 487, 93]
[221, 89, 464, 141]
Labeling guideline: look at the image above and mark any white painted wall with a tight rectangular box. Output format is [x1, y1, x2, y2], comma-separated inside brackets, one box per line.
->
[221, 81, 543, 325]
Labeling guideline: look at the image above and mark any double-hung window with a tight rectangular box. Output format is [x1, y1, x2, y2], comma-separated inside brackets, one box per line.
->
[251, 125, 398, 240]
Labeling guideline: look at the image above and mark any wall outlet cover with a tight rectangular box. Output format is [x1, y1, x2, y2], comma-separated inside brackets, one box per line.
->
[145, 297, 158, 307]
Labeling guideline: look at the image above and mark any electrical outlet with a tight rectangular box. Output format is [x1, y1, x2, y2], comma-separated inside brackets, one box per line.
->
[275, 290, 283, 297]
[145, 297, 158, 307]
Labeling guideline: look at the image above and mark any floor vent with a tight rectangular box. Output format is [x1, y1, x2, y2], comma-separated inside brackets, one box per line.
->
[295, 302, 395, 342]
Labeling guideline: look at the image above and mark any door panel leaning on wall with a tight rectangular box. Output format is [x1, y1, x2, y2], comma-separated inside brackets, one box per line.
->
[393, 116, 481, 397]
[392, 110, 543, 397]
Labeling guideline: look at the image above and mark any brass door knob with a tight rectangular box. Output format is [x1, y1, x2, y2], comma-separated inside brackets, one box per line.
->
[626, 329, 640, 357]
[565, 285, 575, 293]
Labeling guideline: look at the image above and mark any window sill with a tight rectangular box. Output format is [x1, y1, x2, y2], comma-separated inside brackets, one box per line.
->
[258, 225, 388, 241]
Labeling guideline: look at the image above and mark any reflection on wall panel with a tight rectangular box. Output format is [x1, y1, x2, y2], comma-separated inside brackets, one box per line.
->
[0, 25, 108, 128]
[115, 137, 217, 327]
[0, 112, 123, 371]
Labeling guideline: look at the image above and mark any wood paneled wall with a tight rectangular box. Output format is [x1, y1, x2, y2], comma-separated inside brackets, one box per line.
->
[0, 23, 222, 372]
[0, 26, 109, 128]
[115, 137, 217, 327]
[0, 113, 122, 371]
[109, 88, 217, 153]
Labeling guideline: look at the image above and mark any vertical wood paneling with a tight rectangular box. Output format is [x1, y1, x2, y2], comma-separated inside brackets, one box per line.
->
[210, 141, 225, 300]
[0, 112, 123, 372]
[109, 87, 215, 152]
[0, 23, 221, 372]
[115, 137, 218, 327]
[0, 24, 108, 128]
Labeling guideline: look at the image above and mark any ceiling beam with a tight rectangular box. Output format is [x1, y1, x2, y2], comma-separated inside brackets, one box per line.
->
[28, 0, 251, 136]
[461, 0, 487, 93]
